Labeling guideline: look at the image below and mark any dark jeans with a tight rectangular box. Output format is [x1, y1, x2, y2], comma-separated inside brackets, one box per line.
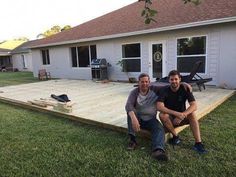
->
[127, 114, 165, 151]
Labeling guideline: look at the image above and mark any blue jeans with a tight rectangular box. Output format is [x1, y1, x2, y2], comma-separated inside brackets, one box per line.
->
[127, 114, 165, 151]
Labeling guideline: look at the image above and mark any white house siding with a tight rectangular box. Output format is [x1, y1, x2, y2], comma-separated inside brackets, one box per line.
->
[152, 23, 236, 88]
[158, 26, 220, 86]
[32, 46, 92, 79]
[218, 23, 236, 89]
[12, 52, 33, 71]
[32, 23, 236, 88]
[97, 36, 148, 81]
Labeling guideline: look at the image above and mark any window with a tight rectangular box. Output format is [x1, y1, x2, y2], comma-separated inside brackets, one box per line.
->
[177, 36, 206, 73]
[70, 45, 97, 67]
[122, 43, 141, 72]
[21, 54, 27, 68]
[41, 49, 50, 65]
[90, 45, 97, 60]
[77, 46, 89, 67]
[0, 56, 11, 66]
[71, 47, 77, 67]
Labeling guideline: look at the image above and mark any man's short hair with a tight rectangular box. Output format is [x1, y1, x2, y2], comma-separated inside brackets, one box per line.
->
[168, 70, 181, 78]
[138, 73, 150, 81]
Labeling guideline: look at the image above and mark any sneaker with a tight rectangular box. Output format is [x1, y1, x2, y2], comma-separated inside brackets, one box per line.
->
[168, 136, 181, 145]
[127, 141, 138, 150]
[151, 149, 168, 161]
[193, 143, 208, 154]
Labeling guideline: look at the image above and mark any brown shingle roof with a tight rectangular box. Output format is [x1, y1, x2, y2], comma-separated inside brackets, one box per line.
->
[30, 0, 236, 48]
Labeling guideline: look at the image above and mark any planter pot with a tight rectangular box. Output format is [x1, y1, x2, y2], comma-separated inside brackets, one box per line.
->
[129, 77, 137, 83]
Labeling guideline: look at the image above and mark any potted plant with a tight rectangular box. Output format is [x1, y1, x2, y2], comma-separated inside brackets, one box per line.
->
[116, 60, 137, 83]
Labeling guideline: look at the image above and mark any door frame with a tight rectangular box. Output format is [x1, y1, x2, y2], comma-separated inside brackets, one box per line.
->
[148, 41, 167, 81]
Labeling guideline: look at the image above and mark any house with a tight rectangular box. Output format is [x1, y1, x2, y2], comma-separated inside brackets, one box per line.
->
[0, 40, 26, 50]
[0, 40, 31, 71]
[11, 41, 34, 72]
[0, 48, 11, 70]
[29, 0, 236, 88]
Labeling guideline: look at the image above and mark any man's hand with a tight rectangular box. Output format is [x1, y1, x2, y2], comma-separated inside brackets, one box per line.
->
[128, 111, 141, 132]
[173, 112, 187, 126]
[175, 112, 186, 120]
[173, 117, 183, 126]
[132, 117, 140, 132]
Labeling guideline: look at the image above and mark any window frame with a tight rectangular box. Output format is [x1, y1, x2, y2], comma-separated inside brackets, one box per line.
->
[121, 42, 142, 73]
[41, 49, 50, 65]
[70, 45, 97, 68]
[176, 35, 207, 74]
[21, 54, 27, 68]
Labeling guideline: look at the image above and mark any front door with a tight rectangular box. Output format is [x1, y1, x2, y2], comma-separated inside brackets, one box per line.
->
[150, 42, 166, 81]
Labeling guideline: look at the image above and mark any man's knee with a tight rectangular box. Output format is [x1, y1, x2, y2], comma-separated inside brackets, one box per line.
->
[148, 118, 165, 135]
[187, 112, 198, 122]
[159, 113, 170, 122]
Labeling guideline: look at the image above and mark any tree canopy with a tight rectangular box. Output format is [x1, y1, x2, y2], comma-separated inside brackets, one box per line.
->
[37, 25, 72, 38]
[139, 0, 201, 24]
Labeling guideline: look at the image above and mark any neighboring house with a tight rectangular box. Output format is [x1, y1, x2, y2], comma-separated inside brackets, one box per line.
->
[29, 0, 236, 88]
[0, 40, 26, 50]
[11, 41, 34, 71]
[0, 40, 30, 71]
[0, 48, 11, 70]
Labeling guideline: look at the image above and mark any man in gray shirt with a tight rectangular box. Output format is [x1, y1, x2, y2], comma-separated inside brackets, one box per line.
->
[125, 73, 168, 161]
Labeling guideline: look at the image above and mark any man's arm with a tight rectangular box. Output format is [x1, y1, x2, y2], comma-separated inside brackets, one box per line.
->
[157, 102, 186, 120]
[125, 89, 140, 132]
[183, 101, 197, 117]
[181, 82, 192, 92]
[128, 111, 140, 132]
[151, 85, 165, 94]
[182, 89, 197, 117]
[125, 89, 138, 112]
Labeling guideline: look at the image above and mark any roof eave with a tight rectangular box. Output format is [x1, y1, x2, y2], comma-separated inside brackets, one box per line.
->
[30, 16, 236, 49]
[10, 49, 31, 55]
[0, 53, 11, 56]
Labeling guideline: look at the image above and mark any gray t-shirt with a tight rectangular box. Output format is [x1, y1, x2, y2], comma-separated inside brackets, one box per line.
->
[136, 90, 158, 120]
[125, 85, 162, 121]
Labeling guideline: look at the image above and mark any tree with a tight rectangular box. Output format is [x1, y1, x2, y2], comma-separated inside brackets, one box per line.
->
[139, 0, 201, 24]
[37, 25, 71, 38]
[61, 25, 72, 31]
[15, 37, 29, 41]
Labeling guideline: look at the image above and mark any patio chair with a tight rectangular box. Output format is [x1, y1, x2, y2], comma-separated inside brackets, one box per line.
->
[1, 66, 6, 72]
[38, 69, 51, 80]
[157, 61, 212, 91]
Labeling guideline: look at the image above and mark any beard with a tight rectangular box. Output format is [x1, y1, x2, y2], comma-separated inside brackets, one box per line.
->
[140, 86, 148, 92]
[170, 82, 180, 89]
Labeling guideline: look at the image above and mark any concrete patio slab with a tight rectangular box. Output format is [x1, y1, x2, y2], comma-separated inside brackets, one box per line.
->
[0, 79, 234, 135]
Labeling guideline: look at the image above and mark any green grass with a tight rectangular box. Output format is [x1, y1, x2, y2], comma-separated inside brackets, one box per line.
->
[0, 72, 39, 87]
[0, 72, 235, 177]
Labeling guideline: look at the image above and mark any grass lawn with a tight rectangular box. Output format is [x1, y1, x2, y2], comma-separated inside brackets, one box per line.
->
[0, 72, 39, 87]
[0, 72, 235, 177]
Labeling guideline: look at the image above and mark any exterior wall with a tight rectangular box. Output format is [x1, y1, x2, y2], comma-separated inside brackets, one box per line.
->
[97, 37, 147, 81]
[32, 46, 92, 79]
[12, 52, 33, 71]
[31, 22, 236, 88]
[32, 50, 42, 77]
[95, 25, 226, 85]
[218, 23, 236, 89]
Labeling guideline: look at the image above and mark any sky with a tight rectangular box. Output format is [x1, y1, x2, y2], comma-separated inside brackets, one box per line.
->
[0, 0, 137, 41]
